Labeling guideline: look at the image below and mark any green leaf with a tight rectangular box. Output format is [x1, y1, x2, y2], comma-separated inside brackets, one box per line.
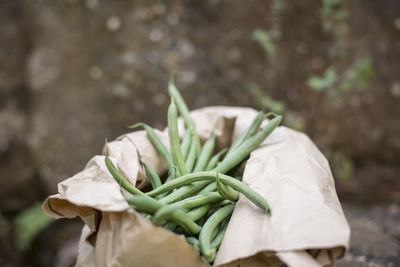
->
[14, 202, 54, 250]
[308, 67, 337, 91]
[252, 28, 275, 57]
[248, 84, 285, 113]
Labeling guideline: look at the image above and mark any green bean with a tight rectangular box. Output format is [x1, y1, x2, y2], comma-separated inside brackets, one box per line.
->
[181, 129, 192, 159]
[214, 115, 282, 174]
[196, 213, 208, 227]
[174, 192, 224, 209]
[126, 195, 161, 213]
[200, 256, 212, 267]
[152, 204, 201, 235]
[206, 148, 227, 171]
[146, 171, 271, 214]
[225, 110, 265, 159]
[185, 136, 198, 172]
[104, 145, 145, 196]
[194, 135, 201, 157]
[140, 159, 162, 189]
[187, 204, 213, 221]
[210, 216, 230, 249]
[126, 195, 201, 235]
[129, 123, 179, 176]
[193, 133, 216, 172]
[199, 204, 235, 262]
[188, 200, 231, 222]
[161, 134, 204, 202]
[160, 136, 200, 202]
[163, 222, 177, 231]
[198, 181, 217, 194]
[168, 100, 188, 176]
[158, 182, 206, 204]
[216, 172, 239, 202]
[186, 237, 200, 252]
[168, 78, 196, 133]
[226, 156, 248, 178]
[164, 166, 177, 185]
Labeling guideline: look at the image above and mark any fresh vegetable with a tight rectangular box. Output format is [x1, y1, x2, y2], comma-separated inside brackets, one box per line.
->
[105, 79, 281, 265]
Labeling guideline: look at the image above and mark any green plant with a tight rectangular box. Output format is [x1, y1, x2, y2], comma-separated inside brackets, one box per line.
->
[321, 0, 349, 58]
[253, 28, 275, 58]
[248, 84, 305, 131]
[308, 58, 374, 98]
[327, 149, 354, 180]
[14, 202, 54, 250]
[308, 67, 338, 92]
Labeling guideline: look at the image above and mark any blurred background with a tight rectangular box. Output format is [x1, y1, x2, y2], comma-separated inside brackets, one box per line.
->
[0, 0, 399, 266]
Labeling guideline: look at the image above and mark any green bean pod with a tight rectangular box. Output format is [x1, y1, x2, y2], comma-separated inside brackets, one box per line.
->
[168, 100, 188, 176]
[194, 135, 202, 158]
[163, 222, 177, 231]
[214, 115, 282, 174]
[199, 204, 235, 262]
[152, 204, 201, 235]
[186, 237, 200, 252]
[181, 129, 192, 159]
[216, 172, 239, 201]
[140, 160, 162, 189]
[185, 136, 198, 172]
[198, 181, 217, 195]
[129, 123, 179, 176]
[200, 256, 212, 267]
[206, 148, 227, 171]
[158, 181, 207, 204]
[104, 146, 145, 196]
[146, 171, 271, 214]
[126, 195, 201, 235]
[174, 191, 224, 209]
[210, 216, 230, 249]
[193, 133, 216, 172]
[225, 110, 265, 159]
[187, 204, 213, 221]
[168, 78, 196, 133]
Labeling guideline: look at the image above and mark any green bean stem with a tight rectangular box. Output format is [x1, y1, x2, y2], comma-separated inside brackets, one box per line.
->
[168, 100, 188, 176]
[199, 204, 235, 262]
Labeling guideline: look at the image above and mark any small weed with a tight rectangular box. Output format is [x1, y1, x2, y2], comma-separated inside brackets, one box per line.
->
[14, 202, 54, 250]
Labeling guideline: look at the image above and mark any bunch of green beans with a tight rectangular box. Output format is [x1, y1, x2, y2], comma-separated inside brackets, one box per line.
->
[105, 79, 282, 266]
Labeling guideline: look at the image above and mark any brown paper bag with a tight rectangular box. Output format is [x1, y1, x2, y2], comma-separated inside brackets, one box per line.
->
[43, 106, 350, 267]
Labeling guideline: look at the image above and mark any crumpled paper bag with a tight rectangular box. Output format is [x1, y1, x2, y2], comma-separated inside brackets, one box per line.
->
[43, 106, 350, 267]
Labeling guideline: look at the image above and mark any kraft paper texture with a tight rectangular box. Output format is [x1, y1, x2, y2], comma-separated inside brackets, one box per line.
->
[43, 106, 350, 267]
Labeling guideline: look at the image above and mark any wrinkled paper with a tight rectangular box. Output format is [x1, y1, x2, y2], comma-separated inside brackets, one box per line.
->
[43, 106, 350, 267]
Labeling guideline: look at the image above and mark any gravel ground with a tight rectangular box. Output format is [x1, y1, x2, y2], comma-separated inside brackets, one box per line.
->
[336, 203, 400, 267]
